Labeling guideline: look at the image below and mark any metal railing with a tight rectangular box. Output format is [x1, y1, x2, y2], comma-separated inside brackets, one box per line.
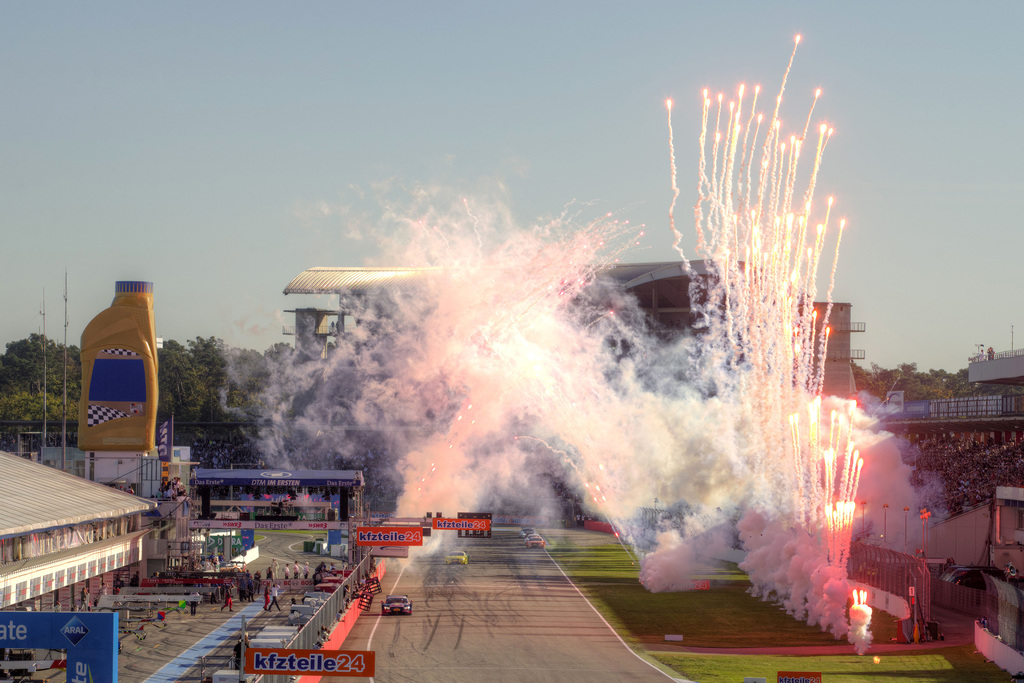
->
[983, 574, 1024, 651]
[931, 575, 987, 615]
[969, 347, 1024, 364]
[826, 349, 866, 360]
[847, 542, 930, 624]
[253, 553, 379, 683]
[829, 322, 866, 333]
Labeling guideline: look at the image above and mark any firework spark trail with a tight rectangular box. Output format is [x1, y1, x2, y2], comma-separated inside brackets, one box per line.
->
[667, 99, 684, 259]
[668, 35, 873, 642]
[690, 90, 711, 259]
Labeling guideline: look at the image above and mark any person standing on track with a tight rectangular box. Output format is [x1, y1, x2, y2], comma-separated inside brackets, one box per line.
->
[269, 583, 282, 611]
[221, 584, 233, 611]
[263, 584, 271, 610]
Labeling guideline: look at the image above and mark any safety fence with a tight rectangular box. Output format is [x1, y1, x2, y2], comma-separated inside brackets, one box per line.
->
[847, 542, 931, 624]
[255, 553, 382, 683]
[199, 553, 382, 682]
[982, 574, 1024, 652]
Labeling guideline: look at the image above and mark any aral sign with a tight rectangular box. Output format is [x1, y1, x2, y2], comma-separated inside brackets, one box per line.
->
[355, 527, 423, 546]
[0, 612, 117, 682]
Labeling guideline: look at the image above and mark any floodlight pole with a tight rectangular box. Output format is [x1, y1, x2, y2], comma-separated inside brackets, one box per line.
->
[904, 506, 910, 554]
[882, 503, 889, 547]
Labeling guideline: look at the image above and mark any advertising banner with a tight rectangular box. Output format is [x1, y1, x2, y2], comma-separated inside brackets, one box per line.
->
[189, 520, 343, 531]
[246, 648, 374, 677]
[778, 673, 822, 683]
[0, 612, 117, 682]
[431, 517, 491, 532]
[355, 527, 423, 546]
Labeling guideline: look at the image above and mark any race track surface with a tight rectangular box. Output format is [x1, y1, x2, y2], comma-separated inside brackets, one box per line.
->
[345, 528, 677, 683]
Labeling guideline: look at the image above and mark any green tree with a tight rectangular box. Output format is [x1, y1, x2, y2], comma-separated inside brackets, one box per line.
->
[0, 335, 82, 422]
[853, 362, 1024, 402]
[187, 336, 228, 422]
[156, 339, 203, 422]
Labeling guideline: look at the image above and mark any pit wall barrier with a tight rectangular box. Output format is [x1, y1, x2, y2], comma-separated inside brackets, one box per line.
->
[293, 560, 388, 683]
[583, 520, 616, 534]
[975, 620, 1024, 676]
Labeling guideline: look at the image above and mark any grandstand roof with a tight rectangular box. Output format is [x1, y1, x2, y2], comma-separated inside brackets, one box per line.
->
[283, 261, 709, 297]
[283, 267, 441, 295]
[0, 450, 157, 540]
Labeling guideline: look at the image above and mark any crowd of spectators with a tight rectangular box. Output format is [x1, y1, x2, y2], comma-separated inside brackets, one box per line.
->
[909, 437, 1024, 514]
[190, 436, 263, 470]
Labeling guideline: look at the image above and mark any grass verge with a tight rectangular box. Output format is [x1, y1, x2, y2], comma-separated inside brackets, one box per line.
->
[546, 533, 1007, 681]
[652, 645, 1008, 682]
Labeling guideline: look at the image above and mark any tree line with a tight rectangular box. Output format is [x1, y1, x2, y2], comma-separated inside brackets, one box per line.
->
[0, 332, 1019, 423]
[0, 334, 292, 423]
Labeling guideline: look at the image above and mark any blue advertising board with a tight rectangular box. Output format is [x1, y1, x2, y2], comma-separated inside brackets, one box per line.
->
[0, 611, 117, 682]
[192, 468, 363, 487]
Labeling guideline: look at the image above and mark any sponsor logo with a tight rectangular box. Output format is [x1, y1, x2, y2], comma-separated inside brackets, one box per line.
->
[355, 527, 423, 546]
[778, 673, 822, 683]
[248, 648, 374, 676]
[260, 471, 293, 478]
[431, 518, 491, 531]
[0, 619, 29, 641]
[68, 661, 90, 683]
[60, 616, 90, 646]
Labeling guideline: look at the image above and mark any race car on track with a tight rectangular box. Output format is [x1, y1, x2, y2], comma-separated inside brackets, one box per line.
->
[519, 527, 535, 538]
[381, 595, 413, 615]
[524, 534, 546, 548]
[445, 551, 469, 565]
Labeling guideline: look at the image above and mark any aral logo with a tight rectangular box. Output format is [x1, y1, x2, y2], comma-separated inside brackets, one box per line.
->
[60, 616, 90, 646]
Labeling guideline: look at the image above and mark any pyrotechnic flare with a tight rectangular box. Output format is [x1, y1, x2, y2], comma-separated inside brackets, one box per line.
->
[849, 588, 874, 654]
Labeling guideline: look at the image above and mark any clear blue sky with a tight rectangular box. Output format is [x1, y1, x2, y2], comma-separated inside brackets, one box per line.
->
[3, 2, 1021, 372]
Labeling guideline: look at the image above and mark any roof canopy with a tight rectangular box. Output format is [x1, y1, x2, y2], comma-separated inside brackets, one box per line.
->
[0, 450, 156, 540]
[283, 262, 709, 297]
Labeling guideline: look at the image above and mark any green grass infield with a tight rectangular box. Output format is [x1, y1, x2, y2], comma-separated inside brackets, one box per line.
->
[545, 533, 1008, 682]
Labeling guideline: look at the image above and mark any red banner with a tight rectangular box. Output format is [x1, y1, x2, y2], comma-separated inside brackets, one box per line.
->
[355, 526, 423, 546]
[431, 517, 491, 531]
[246, 648, 374, 677]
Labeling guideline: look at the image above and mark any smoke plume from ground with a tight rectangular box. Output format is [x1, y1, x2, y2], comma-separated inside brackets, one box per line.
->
[229, 44, 929, 651]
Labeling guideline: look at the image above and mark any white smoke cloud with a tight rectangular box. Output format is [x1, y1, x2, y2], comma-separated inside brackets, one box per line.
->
[226, 43, 929, 656]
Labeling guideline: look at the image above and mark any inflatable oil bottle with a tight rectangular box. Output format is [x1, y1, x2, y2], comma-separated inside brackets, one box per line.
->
[78, 281, 158, 451]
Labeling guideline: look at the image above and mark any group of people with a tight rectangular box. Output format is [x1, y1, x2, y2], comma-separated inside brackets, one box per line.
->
[910, 437, 1024, 514]
[158, 477, 188, 500]
[208, 568, 285, 613]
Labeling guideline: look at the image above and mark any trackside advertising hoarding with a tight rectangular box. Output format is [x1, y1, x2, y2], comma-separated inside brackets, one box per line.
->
[431, 517, 491, 531]
[246, 648, 374, 676]
[189, 519, 343, 531]
[0, 612, 117, 682]
[778, 673, 822, 683]
[355, 526, 423, 546]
